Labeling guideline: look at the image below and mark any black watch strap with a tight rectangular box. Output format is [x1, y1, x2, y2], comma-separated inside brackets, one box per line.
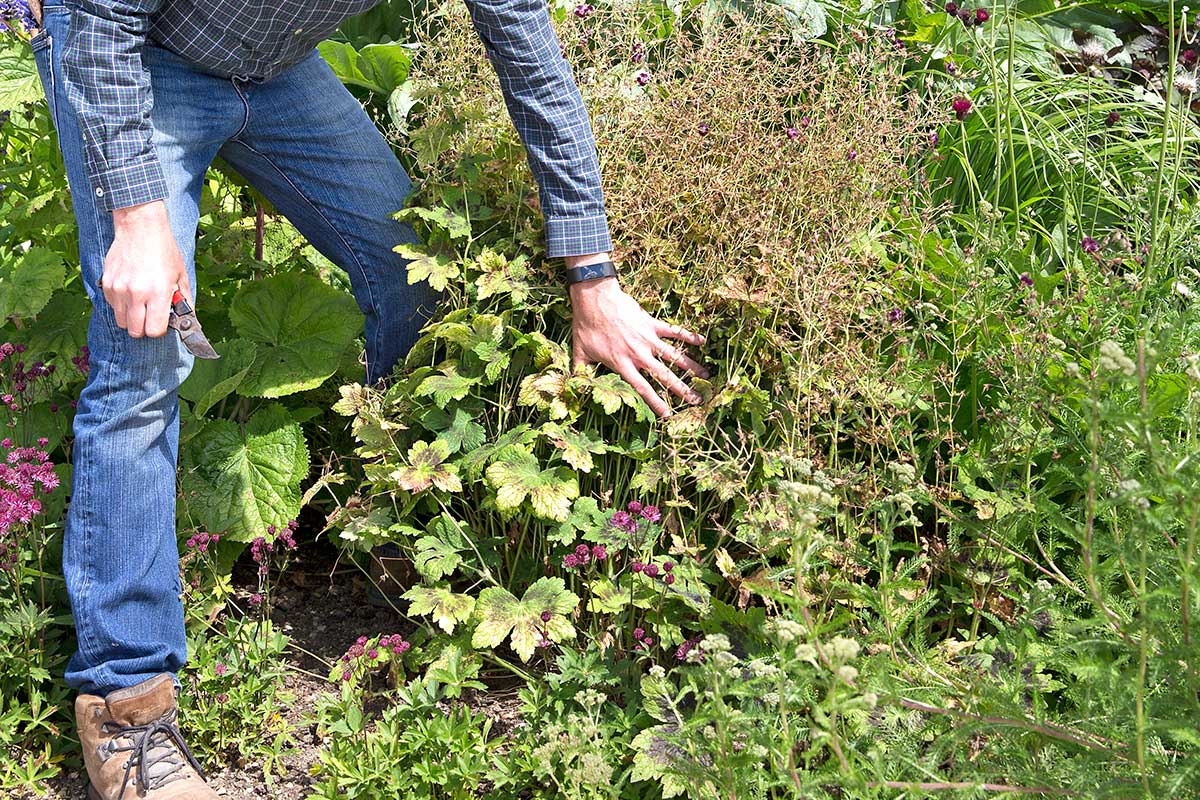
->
[564, 259, 618, 285]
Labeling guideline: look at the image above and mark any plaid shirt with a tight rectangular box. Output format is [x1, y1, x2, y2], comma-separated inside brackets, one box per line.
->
[61, 0, 612, 258]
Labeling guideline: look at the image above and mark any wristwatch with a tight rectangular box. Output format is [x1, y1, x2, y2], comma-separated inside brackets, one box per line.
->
[564, 259, 618, 286]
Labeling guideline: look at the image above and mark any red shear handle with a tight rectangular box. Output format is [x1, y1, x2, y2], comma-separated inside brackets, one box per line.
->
[171, 290, 184, 305]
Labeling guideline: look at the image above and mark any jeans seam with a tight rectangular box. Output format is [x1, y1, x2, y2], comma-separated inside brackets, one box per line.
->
[222, 137, 382, 379]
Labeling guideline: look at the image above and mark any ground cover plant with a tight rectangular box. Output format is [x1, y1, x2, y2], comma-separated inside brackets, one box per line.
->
[2, 0, 1199, 796]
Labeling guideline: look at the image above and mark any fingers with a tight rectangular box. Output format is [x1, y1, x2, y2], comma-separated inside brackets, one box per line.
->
[616, 361, 671, 418]
[144, 295, 172, 338]
[655, 321, 706, 347]
[650, 338, 709, 379]
[642, 353, 702, 406]
[126, 302, 147, 339]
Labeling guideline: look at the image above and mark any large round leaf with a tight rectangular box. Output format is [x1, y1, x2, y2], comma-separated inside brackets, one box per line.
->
[179, 403, 310, 541]
[229, 272, 363, 398]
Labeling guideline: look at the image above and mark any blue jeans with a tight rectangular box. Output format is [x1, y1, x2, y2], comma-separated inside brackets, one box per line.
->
[32, 0, 439, 696]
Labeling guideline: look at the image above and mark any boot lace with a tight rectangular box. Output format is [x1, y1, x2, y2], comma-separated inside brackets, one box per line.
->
[100, 707, 206, 797]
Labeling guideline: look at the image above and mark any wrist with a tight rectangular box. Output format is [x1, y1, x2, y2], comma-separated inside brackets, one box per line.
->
[112, 200, 168, 235]
[569, 275, 620, 305]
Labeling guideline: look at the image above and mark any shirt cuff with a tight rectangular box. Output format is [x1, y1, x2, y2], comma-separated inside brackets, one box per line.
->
[544, 214, 614, 260]
[89, 157, 169, 211]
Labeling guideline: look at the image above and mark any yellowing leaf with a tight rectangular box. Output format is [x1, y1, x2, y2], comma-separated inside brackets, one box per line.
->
[403, 586, 475, 634]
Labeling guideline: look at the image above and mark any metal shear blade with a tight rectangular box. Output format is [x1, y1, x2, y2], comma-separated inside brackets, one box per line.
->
[168, 291, 220, 359]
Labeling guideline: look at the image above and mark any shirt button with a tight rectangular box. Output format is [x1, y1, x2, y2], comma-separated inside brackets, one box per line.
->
[95, 188, 104, 198]
[293, 27, 303, 35]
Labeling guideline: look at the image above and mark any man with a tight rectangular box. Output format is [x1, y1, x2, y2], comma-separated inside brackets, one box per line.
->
[27, 0, 708, 796]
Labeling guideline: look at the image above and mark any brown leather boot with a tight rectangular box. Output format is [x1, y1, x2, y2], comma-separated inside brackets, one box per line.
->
[76, 673, 218, 800]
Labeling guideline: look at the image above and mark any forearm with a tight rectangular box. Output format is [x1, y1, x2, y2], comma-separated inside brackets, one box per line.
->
[62, 0, 167, 210]
[463, 0, 613, 259]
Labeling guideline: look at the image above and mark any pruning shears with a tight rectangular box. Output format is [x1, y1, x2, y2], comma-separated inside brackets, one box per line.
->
[168, 290, 220, 359]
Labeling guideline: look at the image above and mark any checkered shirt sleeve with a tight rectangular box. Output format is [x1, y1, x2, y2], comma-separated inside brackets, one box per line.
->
[464, 0, 613, 259]
[61, 0, 169, 211]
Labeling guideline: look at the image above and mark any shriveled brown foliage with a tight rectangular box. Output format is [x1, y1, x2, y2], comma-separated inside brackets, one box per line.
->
[402, 1, 934, 371]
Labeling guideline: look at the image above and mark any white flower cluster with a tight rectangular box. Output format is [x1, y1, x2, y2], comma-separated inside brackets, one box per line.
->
[1098, 340, 1135, 377]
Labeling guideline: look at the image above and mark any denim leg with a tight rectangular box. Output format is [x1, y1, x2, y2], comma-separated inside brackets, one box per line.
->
[34, 7, 242, 696]
[216, 50, 442, 385]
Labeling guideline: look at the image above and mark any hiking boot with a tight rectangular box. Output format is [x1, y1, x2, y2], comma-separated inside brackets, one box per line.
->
[76, 673, 217, 800]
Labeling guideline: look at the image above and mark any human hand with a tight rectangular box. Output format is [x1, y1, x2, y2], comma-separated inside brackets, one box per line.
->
[102, 201, 191, 339]
[569, 276, 708, 418]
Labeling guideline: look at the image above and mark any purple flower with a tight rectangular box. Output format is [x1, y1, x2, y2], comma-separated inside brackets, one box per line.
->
[563, 553, 580, 569]
[635, 71, 650, 86]
[887, 307, 904, 324]
[663, 561, 674, 572]
[367, 648, 379, 659]
[610, 511, 635, 531]
[944, 1, 957, 12]
[575, 543, 590, 557]
[952, 96, 972, 120]
[633, 627, 645, 640]
[392, 642, 409, 655]
[248, 593, 263, 608]
[573, 3, 593, 18]
[928, 130, 939, 147]
[1081, 236, 1100, 254]
[1019, 273, 1034, 287]
[664, 574, 676, 585]
[698, 122, 710, 135]
[640, 505, 661, 522]
[786, 126, 799, 140]
[630, 42, 644, 63]
[1105, 110, 1120, 127]
[214, 662, 227, 677]
[846, 148, 858, 161]
[626, 500, 643, 515]
[974, 8, 989, 24]
[631, 561, 644, 573]
[675, 636, 701, 661]
[541, 610, 552, 622]
[644, 563, 660, 578]
[591, 544, 607, 561]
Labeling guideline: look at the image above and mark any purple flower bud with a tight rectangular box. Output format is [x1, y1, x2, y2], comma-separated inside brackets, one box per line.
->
[644, 563, 660, 578]
[591, 544, 607, 561]
[664, 574, 676, 585]
[627, 500, 643, 514]
[642, 637, 654, 646]
[1081, 236, 1100, 254]
[215, 662, 227, 676]
[633, 627, 645, 640]
[663, 561, 674, 572]
[1019, 273, 1034, 287]
[974, 8, 989, 24]
[1105, 110, 1120, 127]
[952, 96, 972, 120]
[631, 561, 644, 573]
[698, 122, 710, 135]
[786, 126, 799, 140]
[541, 610, 553, 622]
[575, 543, 590, 557]
[944, 1, 957, 12]
[367, 648, 379, 659]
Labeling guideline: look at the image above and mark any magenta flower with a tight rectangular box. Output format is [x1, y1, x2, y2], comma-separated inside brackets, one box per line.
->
[698, 122, 710, 135]
[786, 126, 799, 140]
[633, 627, 645, 640]
[974, 8, 989, 24]
[944, 1, 957, 12]
[214, 663, 227, 677]
[664, 574, 676, 585]
[631, 561, 644, 573]
[1081, 236, 1100, 254]
[663, 561, 674, 572]
[1105, 110, 1120, 127]
[627, 500, 643, 514]
[644, 563, 660, 578]
[591, 544, 607, 561]
[1019, 273, 1034, 287]
[563, 553, 580, 569]
[641, 505, 661, 522]
[952, 96, 972, 120]
[573, 3, 593, 18]
[635, 71, 650, 86]
[541, 610, 552, 622]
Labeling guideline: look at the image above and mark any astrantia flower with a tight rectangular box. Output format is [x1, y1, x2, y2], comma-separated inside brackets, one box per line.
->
[662, 561, 674, 572]
[643, 563, 660, 578]
[626, 500, 643, 514]
[952, 96, 972, 120]
[631, 561, 644, 573]
[563, 553, 580, 568]
[944, 1, 957, 13]
[1019, 273, 1034, 287]
[846, 148, 858, 161]
[887, 307, 904, 323]
[591, 544, 607, 561]
[630, 42, 644, 63]
[214, 662, 227, 677]
[664, 574, 676, 585]
[786, 126, 799, 140]
[957, 8, 972, 24]
[573, 3, 593, 18]
[698, 122, 710, 135]
[973, 8, 989, 24]
[635, 71, 650, 86]
[1081, 236, 1100, 254]
[1105, 110, 1120, 127]
[610, 510, 635, 532]
[640, 505, 661, 522]
[1183, 49, 1198, 68]
[541, 610, 552, 622]
[633, 627, 645, 640]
